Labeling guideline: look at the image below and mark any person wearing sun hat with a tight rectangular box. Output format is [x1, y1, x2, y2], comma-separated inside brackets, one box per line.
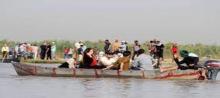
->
[174, 50, 199, 70]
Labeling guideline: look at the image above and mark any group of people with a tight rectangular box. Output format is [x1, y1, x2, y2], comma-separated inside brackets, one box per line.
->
[59, 39, 201, 71]
[60, 47, 154, 71]
[1, 43, 38, 60]
[0, 42, 57, 61]
[39, 42, 56, 60]
[147, 39, 165, 68]
[1, 39, 201, 71]
[104, 39, 129, 54]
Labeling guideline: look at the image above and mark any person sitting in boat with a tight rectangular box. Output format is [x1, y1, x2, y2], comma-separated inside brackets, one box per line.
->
[79, 48, 105, 69]
[98, 52, 118, 67]
[58, 58, 76, 68]
[174, 50, 200, 70]
[131, 49, 154, 70]
[102, 51, 131, 71]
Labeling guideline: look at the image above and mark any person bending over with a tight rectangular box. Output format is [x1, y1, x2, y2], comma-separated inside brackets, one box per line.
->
[174, 50, 199, 70]
[58, 58, 76, 68]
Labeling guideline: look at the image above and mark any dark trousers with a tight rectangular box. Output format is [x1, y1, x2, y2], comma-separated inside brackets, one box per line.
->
[47, 53, 52, 60]
[2, 51, 8, 58]
[132, 51, 138, 60]
[40, 52, 46, 60]
[79, 64, 106, 69]
[58, 62, 69, 68]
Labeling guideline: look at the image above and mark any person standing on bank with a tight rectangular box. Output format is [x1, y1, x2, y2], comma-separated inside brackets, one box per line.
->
[104, 39, 111, 54]
[132, 40, 141, 60]
[111, 39, 120, 54]
[46, 42, 52, 60]
[155, 40, 164, 61]
[1, 44, 9, 59]
[171, 42, 179, 62]
[40, 42, 47, 60]
[51, 42, 56, 60]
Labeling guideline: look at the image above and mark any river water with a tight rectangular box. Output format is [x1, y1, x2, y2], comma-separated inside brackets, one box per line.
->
[1, 63, 220, 98]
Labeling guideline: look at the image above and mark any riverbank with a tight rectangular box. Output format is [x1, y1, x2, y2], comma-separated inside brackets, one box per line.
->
[1, 39, 220, 59]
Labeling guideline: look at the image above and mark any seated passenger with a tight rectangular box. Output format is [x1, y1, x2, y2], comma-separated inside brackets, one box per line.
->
[131, 49, 154, 70]
[79, 48, 105, 69]
[58, 58, 76, 68]
[103, 51, 131, 71]
[174, 50, 199, 70]
[99, 52, 118, 67]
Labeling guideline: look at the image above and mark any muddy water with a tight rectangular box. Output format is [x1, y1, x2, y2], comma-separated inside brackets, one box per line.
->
[1, 63, 220, 98]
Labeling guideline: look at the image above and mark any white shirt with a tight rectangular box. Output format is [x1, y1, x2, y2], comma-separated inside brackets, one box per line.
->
[74, 42, 80, 49]
[66, 58, 75, 68]
[188, 53, 198, 57]
[100, 56, 118, 66]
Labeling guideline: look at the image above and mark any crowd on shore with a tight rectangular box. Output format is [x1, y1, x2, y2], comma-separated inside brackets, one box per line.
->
[0, 42, 56, 61]
[1, 39, 200, 71]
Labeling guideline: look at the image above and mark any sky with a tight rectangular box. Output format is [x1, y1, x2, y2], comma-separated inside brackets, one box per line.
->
[0, 0, 220, 44]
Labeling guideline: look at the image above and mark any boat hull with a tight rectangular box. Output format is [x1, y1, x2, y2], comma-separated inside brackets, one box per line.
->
[12, 62, 203, 80]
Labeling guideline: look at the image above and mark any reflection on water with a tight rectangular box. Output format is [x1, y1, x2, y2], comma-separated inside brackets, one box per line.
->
[1, 63, 220, 98]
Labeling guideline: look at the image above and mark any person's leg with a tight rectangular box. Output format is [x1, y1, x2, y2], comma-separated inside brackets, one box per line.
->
[2, 51, 6, 58]
[130, 66, 141, 70]
[42, 52, 46, 60]
[58, 62, 69, 68]
[40, 53, 43, 60]
[50, 53, 52, 60]
[34, 52, 37, 60]
[48, 53, 52, 60]
[92, 65, 106, 69]
[132, 51, 137, 60]
[178, 65, 189, 70]
[52, 51, 56, 59]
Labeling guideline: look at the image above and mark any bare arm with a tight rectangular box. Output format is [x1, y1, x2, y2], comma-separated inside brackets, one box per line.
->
[119, 63, 124, 71]
[102, 64, 115, 70]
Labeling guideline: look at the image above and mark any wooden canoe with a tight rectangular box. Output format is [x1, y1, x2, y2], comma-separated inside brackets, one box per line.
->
[11, 62, 203, 80]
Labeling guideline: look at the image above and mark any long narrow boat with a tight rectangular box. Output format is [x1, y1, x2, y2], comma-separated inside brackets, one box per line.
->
[11, 62, 204, 80]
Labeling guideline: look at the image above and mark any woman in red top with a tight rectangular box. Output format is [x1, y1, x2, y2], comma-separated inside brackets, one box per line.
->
[80, 48, 105, 69]
[171, 43, 179, 62]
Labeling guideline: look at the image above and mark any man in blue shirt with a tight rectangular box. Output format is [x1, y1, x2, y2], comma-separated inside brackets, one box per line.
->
[131, 49, 154, 70]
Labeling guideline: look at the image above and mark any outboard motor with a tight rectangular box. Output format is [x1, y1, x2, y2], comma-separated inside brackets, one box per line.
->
[204, 60, 220, 80]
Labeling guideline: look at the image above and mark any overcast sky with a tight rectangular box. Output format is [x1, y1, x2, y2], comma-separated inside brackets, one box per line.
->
[0, 0, 220, 44]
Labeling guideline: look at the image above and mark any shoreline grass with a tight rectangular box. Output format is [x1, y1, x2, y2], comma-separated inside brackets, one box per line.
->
[1, 39, 220, 59]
